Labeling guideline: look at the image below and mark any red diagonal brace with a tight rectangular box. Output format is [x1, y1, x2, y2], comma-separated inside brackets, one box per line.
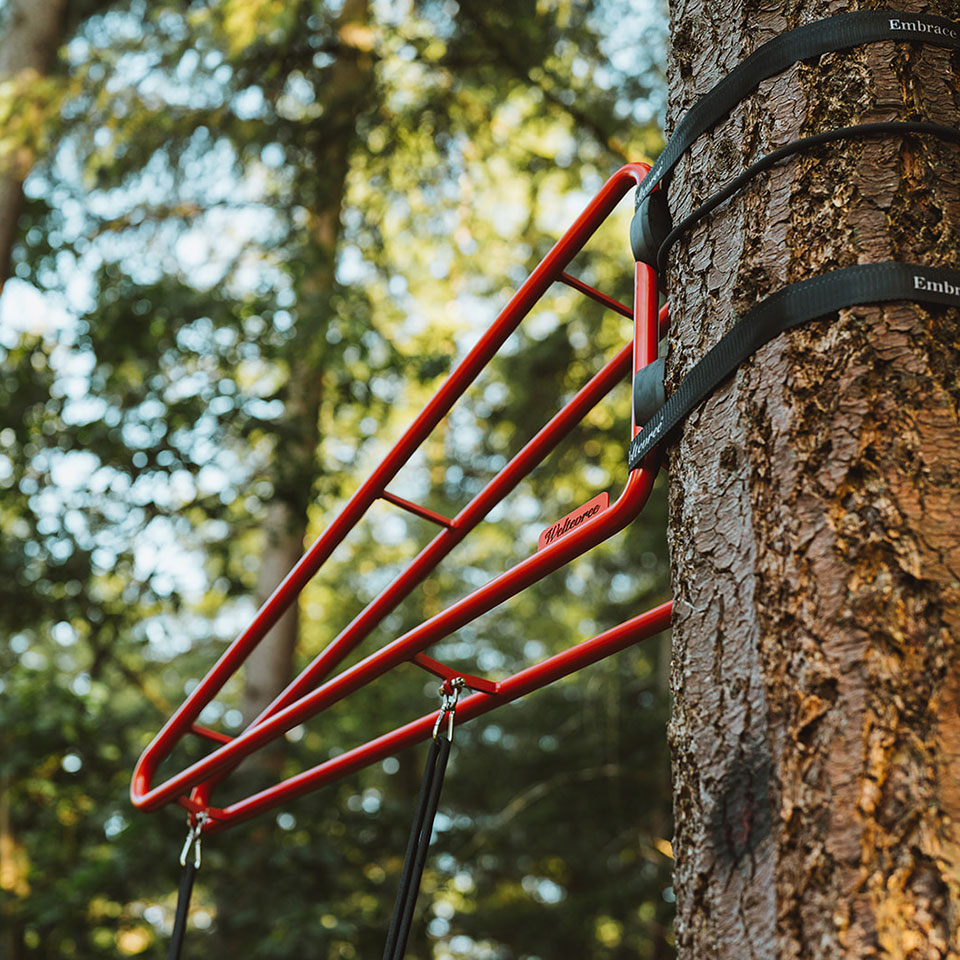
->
[380, 490, 456, 529]
[412, 652, 500, 695]
[559, 271, 633, 319]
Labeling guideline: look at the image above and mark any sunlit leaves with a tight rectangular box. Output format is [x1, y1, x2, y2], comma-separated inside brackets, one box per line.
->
[218, 0, 305, 59]
[0, 69, 67, 179]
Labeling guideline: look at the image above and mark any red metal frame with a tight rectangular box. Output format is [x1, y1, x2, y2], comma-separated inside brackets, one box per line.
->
[131, 162, 672, 834]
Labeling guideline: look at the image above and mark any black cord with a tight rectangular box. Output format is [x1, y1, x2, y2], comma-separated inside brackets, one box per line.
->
[656, 121, 960, 275]
[168, 859, 197, 960]
[383, 734, 452, 960]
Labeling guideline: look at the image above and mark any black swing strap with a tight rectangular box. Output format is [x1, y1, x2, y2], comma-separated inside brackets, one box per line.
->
[628, 262, 960, 470]
[168, 813, 207, 960]
[383, 681, 462, 960]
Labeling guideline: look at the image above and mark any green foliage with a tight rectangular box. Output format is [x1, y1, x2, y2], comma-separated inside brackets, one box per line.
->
[1, 0, 674, 957]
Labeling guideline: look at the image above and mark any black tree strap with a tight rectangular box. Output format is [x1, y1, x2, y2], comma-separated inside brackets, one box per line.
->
[654, 121, 960, 275]
[627, 262, 960, 470]
[634, 10, 960, 211]
[383, 682, 461, 960]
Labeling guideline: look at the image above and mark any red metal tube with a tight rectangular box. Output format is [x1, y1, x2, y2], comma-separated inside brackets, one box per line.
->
[200, 600, 672, 833]
[134, 164, 649, 769]
[633, 261, 659, 436]
[558, 271, 633, 319]
[250, 341, 634, 725]
[378, 491, 456, 529]
[187, 341, 638, 812]
[133, 463, 658, 813]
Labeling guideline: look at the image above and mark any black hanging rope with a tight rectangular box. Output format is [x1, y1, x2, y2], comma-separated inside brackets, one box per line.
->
[168, 859, 198, 960]
[382, 735, 451, 960]
[383, 682, 462, 960]
[168, 813, 207, 960]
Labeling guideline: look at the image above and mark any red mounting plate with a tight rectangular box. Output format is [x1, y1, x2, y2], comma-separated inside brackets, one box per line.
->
[538, 492, 610, 551]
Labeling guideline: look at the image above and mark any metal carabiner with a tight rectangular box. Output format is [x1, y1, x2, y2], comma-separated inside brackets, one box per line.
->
[178, 811, 209, 869]
[431, 677, 465, 742]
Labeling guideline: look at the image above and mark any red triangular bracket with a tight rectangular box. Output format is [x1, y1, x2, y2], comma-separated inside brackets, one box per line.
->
[131, 163, 672, 834]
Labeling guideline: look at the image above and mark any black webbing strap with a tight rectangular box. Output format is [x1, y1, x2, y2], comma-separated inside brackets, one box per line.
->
[656, 121, 960, 275]
[627, 262, 960, 470]
[168, 813, 206, 960]
[634, 11, 960, 210]
[168, 860, 197, 960]
[383, 733, 452, 960]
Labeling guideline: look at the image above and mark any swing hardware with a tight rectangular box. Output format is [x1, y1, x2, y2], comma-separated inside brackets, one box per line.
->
[632, 9, 960, 217]
[622, 8, 960, 466]
[130, 12, 960, 959]
[178, 811, 208, 869]
[432, 677, 465, 741]
[627, 262, 960, 470]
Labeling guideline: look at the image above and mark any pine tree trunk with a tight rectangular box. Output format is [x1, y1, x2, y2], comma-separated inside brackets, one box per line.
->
[240, 0, 373, 726]
[0, 0, 66, 293]
[214, 2, 375, 952]
[664, 0, 960, 956]
[0, 19, 66, 956]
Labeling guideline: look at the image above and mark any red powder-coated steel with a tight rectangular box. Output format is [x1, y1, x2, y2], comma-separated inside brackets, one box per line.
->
[378, 490, 456, 529]
[130, 162, 672, 832]
[201, 601, 672, 834]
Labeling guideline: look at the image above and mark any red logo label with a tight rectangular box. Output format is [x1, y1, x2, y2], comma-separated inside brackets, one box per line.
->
[537, 492, 609, 551]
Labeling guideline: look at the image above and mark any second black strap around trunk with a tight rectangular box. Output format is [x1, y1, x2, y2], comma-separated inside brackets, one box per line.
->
[627, 262, 960, 470]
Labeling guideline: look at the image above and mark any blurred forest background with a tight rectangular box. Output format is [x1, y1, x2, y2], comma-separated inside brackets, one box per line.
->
[0, 0, 674, 957]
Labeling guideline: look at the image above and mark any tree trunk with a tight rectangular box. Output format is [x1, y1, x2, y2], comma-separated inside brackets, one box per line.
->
[0, 16, 65, 957]
[664, 0, 960, 956]
[214, 2, 374, 952]
[0, 0, 66, 294]
[240, 412, 319, 727]
[240, 0, 373, 726]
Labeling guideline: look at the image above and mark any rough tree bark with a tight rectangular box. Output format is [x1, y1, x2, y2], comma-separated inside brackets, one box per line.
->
[664, 0, 960, 956]
[0, 0, 67, 294]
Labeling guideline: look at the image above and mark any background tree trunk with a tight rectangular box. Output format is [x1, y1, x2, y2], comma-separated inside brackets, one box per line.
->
[240, 0, 372, 727]
[0, 0, 66, 294]
[240, 382, 321, 728]
[216, 2, 375, 952]
[664, 0, 960, 956]
[0, 10, 66, 957]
